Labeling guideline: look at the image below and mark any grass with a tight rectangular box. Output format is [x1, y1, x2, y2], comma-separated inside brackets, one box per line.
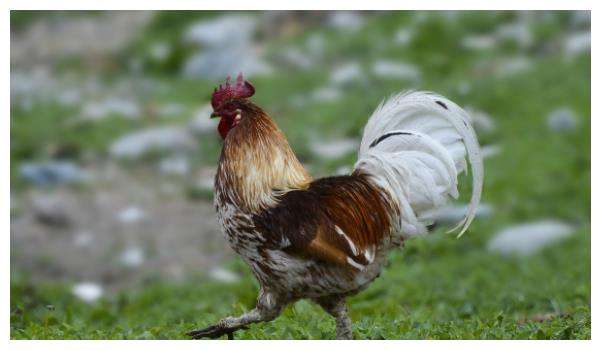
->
[11, 229, 590, 339]
[10, 11, 591, 339]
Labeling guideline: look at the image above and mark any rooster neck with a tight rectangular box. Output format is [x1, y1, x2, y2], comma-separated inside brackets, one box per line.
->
[216, 112, 311, 214]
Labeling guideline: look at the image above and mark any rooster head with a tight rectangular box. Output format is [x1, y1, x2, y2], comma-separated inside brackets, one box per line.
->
[210, 73, 256, 139]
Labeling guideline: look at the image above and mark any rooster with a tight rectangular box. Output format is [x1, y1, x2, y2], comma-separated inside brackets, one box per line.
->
[187, 74, 483, 340]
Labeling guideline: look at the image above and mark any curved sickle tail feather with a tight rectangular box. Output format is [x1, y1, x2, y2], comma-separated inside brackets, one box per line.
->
[355, 91, 483, 238]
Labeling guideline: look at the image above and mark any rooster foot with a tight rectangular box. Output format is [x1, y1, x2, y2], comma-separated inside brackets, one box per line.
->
[186, 324, 249, 339]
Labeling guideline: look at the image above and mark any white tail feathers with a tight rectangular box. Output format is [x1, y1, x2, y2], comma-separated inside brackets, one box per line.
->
[355, 91, 483, 238]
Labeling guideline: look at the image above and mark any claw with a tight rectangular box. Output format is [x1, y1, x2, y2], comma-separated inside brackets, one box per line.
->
[186, 324, 249, 340]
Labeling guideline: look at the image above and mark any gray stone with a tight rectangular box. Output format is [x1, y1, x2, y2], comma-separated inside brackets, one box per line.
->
[109, 126, 197, 159]
[488, 220, 575, 256]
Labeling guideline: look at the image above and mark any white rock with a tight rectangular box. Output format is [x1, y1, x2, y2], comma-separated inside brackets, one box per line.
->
[328, 11, 364, 31]
[306, 34, 326, 57]
[311, 87, 342, 103]
[563, 31, 591, 57]
[394, 28, 413, 46]
[495, 56, 532, 77]
[481, 144, 503, 159]
[109, 126, 197, 159]
[331, 62, 364, 85]
[281, 47, 314, 69]
[457, 81, 471, 95]
[81, 97, 140, 121]
[185, 15, 257, 47]
[465, 107, 496, 134]
[570, 11, 590, 28]
[189, 104, 217, 135]
[372, 60, 421, 81]
[496, 22, 533, 49]
[150, 42, 171, 61]
[488, 220, 575, 256]
[119, 246, 145, 267]
[195, 167, 217, 191]
[183, 46, 273, 79]
[335, 166, 352, 175]
[20, 161, 88, 187]
[547, 107, 579, 132]
[73, 230, 94, 248]
[462, 35, 497, 51]
[209, 267, 240, 283]
[421, 203, 494, 224]
[310, 139, 358, 160]
[158, 103, 185, 117]
[159, 156, 190, 176]
[118, 206, 146, 224]
[182, 15, 272, 79]
[57, 89, 82, 106]
[72, 282, 103, 303]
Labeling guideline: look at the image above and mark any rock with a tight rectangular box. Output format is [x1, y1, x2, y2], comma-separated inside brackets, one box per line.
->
[183, 46, 273, 79]
[547, 107, 579, 132]
[570, 11, 590, 29]
[209, 267, 240, 283]
[335, 166, 352, 175]
[328, 11, 364, 31]
[372, 60, 421, 81]
[31, 194, 72, 228]
[119, 246, 145, 267]
[57, 89, 82, 107]
[494, 56, 532, 77]
[159, 156, 190, 176]
[109, 126, 197, 160]
[280, 47, 314, 69]
[182, 15, 272, 79]
[81, 97, 140, 121]
[72, 282, 104, 303]
[481, 144, 503, 159]
[456, 81, 471, 95]
[421, 203, 494, 224]
[149, 42, 171, 62]
[465, 107, 496, 134]
[158, 103, 185, 118]
[185, 15, 257, 47]
[330, 62, 364, 85]
[462, 34, 497, 51]
[20, 161, 88, 187]
[496, 21, 533, 49]
[305, 34, 326, 57]
[73, 230, 94, 248]
[117, 206, 146, 224]
[311, 87, 342, 103]
[310, 139, 358, 160]
[394, 28, 413, 46]
[563, 31, 590, 57]
[488, 220, 575, 256]
[188, 104, 217, 135]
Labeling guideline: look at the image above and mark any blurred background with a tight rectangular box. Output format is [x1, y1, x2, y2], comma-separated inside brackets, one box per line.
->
[10, 11, 590, 339]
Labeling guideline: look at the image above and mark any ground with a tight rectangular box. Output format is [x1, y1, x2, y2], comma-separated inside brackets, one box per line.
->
[10, 11, 590, 339]
[11, 230, 590, 339]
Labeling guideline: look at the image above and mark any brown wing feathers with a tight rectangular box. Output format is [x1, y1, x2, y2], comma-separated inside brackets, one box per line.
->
[253, 174, 394, 270]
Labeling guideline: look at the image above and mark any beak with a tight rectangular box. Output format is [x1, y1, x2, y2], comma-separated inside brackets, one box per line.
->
[210, 112, 219, 119]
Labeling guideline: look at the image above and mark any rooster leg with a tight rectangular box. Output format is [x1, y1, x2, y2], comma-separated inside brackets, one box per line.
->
[315, 296, 353, 340]
[187, 289, 283, 339]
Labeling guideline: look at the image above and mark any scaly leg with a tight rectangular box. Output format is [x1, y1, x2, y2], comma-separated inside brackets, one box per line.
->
[315, 296, 353, 340]
[187, 289, 283, 339]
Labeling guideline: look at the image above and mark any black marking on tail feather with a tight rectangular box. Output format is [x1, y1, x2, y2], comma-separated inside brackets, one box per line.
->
[435, 100, 448, 110]
[369, 131, 413, 148]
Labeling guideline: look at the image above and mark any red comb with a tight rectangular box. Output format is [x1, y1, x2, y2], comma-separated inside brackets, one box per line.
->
[211, 73, 255, 109]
